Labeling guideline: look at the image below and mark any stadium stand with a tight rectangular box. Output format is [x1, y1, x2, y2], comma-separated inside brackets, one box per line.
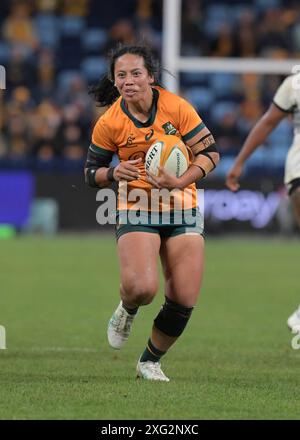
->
[0, 0, 298, 177]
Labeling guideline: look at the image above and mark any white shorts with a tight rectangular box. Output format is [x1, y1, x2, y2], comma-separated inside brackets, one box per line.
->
[284, 144, 300, 192]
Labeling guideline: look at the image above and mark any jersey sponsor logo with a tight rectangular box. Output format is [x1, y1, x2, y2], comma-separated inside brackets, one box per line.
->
[145, 143, 161, 170]
[162, 122, 177, 135]
[145, 129, 154, 141]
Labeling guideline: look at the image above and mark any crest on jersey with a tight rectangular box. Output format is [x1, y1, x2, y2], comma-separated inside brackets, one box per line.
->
[162, 122, 177, 135]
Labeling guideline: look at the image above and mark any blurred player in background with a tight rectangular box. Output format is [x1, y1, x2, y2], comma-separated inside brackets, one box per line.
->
[226, 72, 300, 332]
[85, 44, 219, 381]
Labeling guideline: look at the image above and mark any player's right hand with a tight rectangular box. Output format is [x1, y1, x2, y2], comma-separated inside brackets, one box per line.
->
[113, 158, 142, 181]
[225, 162, 243, 191]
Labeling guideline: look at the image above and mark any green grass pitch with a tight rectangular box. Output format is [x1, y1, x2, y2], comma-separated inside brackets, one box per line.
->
[0, 235, 300, 420]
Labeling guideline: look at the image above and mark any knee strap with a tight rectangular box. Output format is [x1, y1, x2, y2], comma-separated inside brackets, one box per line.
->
[154, 297, 193, 337]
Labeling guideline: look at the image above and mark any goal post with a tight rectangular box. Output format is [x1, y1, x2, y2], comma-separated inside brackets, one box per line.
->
[162, 0, 300, 93]
[162, 0, 182, 94]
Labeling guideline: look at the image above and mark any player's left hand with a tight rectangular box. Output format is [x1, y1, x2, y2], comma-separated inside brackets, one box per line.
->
[146, 167, 183, 189]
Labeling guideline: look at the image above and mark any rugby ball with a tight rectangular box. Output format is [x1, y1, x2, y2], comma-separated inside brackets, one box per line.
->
[145, 135, 189, 178]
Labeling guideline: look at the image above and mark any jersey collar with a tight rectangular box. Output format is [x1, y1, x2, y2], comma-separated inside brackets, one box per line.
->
[120, 88, 159, 128]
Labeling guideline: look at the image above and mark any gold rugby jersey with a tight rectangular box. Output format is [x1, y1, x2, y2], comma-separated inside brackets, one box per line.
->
[90, 86, 206, 211]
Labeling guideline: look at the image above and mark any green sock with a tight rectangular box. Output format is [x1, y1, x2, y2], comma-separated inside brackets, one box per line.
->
[140, 338, 166, 363]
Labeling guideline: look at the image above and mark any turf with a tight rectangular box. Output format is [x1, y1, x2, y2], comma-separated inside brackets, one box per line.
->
[0, 235, 300, 420]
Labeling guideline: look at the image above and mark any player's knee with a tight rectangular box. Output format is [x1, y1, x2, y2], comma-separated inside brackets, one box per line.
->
[131, 287, 157, 306]
[154, 297, 193, 337]
[123, 282, 157, 306]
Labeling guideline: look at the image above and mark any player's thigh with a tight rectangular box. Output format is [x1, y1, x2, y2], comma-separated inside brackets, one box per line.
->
[160, 234, 204, 307]
[290, 186, 300, 228]
[118, 232, 161, 297]
[285, 148, 300, 228]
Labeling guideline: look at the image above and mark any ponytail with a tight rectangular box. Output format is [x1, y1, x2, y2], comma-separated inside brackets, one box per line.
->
[88, 75, 120, 107]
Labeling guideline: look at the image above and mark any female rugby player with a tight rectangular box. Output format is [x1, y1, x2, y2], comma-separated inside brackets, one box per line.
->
[85, 44, 219, 381]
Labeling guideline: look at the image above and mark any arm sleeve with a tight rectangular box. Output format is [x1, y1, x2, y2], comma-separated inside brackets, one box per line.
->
[273, 75, 297, 113]
[86, 118, 117, 169]
[177, 97, 206, 143]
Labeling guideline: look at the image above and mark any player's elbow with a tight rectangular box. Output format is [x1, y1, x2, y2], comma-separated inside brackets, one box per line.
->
[261, 113, 279, 129]
[213, 151, 220, 167]
[210, 150, 220, 173]
[262, 105, 286, 129]
[204, 143, 221, 170]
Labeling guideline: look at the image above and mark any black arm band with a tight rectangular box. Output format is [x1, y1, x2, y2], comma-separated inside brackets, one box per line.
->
[200, 144, 218, 154]
[197, 144, 218, 169]
[107, 167, 115, 182]
[85, 167, 99, 188]
[192, 164, 206, 178]
[86, 147, 112, 168]
[85, 144, 114, 187]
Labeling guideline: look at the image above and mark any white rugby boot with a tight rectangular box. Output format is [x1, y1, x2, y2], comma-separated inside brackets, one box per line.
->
[287, 305, 300, 332]
[107, 301, 136, 349]
[136, 360, 170, 382]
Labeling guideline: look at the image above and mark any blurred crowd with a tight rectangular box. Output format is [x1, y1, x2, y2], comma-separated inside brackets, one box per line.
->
[182, 0, 300, 57]
[0, 0, 297, 176]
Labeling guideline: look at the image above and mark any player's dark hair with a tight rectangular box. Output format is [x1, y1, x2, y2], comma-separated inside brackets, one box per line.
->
[89, 44, 162, 107]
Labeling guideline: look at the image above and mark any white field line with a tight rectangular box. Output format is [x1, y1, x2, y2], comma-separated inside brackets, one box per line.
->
[10, 347, 99, 353]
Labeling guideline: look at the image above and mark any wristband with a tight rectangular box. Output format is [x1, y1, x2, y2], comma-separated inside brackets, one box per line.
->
[85, 167, 99, 187]
[107, 166, 116, 182]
